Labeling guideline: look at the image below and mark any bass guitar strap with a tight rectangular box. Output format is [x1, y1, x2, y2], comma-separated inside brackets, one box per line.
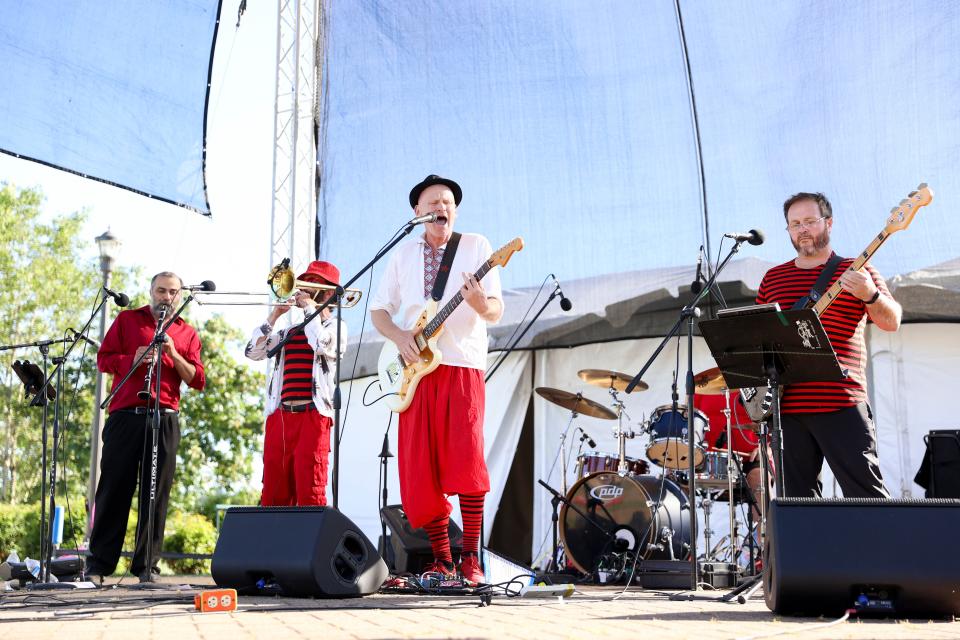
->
[793, 252, 845, 310]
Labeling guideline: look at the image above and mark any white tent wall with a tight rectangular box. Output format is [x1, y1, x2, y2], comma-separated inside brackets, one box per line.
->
[869, 323, 960, 499]
[336, 351, 531, 548]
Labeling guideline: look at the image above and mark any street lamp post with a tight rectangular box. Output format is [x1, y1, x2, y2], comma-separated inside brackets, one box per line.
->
[86, 230, 120, 540]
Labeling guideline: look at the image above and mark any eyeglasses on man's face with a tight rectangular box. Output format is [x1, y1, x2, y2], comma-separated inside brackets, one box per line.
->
[786, 216, 827, 232]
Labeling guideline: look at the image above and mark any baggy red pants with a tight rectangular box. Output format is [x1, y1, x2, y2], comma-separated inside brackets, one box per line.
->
[398, 365, 490, 529]
[261, 406, 332, 506]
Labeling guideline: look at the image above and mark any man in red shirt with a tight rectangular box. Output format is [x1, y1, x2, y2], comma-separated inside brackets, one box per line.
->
[86, 272, 205, 583]
[756, 192, 901, 498]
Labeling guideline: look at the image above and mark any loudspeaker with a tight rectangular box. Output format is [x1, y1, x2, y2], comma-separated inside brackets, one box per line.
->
[380, 504, 462, 574]
[764, 498, 960, 617]
[920, 431, 960, 497]
[211, 506, 387, 597]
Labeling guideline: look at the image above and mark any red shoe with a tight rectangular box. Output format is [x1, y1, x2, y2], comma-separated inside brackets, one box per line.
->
[421, 560, 456, 580]
[459, 554, 486, 586]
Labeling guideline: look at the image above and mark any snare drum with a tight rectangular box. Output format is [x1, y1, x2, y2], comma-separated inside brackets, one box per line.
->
[697, 450, 740, 489]
[577, 452, 649, 477]
[645, 404, 708, 469]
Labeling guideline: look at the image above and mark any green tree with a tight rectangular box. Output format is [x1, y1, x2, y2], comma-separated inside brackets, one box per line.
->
[0, 183, 265, 539]
[0, 184, 106, 504]
[174, 314, 265, 512]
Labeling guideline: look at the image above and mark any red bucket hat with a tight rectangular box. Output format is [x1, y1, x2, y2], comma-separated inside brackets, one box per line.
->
[297, 260, 340, 286]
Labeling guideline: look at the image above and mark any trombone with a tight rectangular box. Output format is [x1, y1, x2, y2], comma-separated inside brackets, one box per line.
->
[194, 260, 363, 308]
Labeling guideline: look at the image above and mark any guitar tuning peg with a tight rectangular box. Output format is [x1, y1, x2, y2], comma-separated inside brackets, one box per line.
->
[917, 182, 928, 189]
[907, 190, 917, 197]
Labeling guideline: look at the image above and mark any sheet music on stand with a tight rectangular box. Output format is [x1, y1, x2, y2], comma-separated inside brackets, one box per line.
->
[699, 305, 846, 390]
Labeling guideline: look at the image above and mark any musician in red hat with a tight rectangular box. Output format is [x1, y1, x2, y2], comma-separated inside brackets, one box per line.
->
[245, 260, 347, 506]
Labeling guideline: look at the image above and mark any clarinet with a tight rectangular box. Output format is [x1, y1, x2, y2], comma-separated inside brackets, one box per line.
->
[137, 305, 168, 401]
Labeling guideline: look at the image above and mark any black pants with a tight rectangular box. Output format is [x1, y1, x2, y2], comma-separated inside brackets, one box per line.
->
[87, 410, 180, 576]
[780, 403, 889, 498]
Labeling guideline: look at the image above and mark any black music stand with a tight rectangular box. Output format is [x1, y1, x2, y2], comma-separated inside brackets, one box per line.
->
[699, 306, 846, 496]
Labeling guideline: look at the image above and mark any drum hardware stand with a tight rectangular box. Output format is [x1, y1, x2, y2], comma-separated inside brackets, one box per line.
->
[607, 386, 636, 476]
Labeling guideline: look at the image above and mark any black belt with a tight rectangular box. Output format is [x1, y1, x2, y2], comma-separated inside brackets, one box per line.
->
[281, 402, 315, 413]
[119, 407, 179, 416]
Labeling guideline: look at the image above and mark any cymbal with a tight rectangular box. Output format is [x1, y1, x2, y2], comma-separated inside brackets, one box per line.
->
[693, 367, 729, 395]
[534, 387, 617, 420]
[577, 369, 648, 392]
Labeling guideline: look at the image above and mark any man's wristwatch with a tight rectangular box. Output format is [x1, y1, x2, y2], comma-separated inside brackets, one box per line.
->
[864, 290, 881, 305]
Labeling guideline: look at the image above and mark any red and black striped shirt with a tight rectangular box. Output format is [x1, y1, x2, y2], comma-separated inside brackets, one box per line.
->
[280, 331, 314, 403]
[755, 255, 890, 414]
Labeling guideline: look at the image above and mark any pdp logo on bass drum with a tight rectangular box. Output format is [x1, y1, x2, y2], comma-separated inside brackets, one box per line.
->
[589, 484, 624, 501]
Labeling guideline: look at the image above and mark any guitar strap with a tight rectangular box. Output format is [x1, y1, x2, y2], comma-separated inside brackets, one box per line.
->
[792, 252, 845, 310]
[430, 232, 462, 302]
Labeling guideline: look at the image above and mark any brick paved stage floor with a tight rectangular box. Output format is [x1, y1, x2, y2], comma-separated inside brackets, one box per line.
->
[1, 576, 957, 639]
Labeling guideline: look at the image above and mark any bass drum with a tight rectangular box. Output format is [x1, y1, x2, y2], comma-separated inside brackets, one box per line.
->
[559, 472, 691, 575]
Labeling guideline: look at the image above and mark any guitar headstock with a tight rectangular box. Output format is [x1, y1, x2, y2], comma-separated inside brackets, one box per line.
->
[489, 237, 525, 268]
[885, 183, 933, 234]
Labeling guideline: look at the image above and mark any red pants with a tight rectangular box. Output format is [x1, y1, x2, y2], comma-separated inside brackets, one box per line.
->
[261, 406, 331, 506]
[399, 365, 489, 529]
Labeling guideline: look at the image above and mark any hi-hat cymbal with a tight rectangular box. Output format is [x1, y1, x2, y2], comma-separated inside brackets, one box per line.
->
[577, 369, 648, 392]
[693, 367, 729, 394]
[534, 387, 617, 420]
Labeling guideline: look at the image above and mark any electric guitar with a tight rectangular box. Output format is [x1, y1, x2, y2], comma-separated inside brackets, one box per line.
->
[740, 183, 933, 421]
[377, 237, 524, 413]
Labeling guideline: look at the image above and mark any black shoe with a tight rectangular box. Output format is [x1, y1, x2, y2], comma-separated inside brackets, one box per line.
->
[137, 567, 161, 583]
[85, 573, 104, 587]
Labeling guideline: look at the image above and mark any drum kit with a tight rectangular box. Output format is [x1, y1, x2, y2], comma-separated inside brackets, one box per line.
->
[535, 366, 764, 583]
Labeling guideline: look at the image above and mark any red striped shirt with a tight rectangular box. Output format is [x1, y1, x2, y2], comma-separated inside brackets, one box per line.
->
[280, 331, 313, 403]
[756, 255, 889, 414]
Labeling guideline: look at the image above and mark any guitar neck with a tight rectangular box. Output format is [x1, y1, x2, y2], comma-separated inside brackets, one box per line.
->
[811, 231, 890, 316]
[422, 260, 493, 338]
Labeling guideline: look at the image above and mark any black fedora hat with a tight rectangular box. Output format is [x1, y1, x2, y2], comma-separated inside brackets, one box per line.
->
[408, 174, 462, 209]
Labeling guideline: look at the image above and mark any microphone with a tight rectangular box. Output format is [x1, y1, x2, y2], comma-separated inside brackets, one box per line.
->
[69, 328, 100, 350]
[551, 274, 573, 311]
[690, 246, 704, 294]
[578, 427, 597, 449]
[407, 212, 438, 225]
[184, 280, 217, 292]
[103, 287, 130, 307]
[723, 229, 765, 246]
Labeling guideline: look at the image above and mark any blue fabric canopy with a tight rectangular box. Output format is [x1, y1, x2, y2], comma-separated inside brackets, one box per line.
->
[318, 1, 959, 292]
[0, 0, 222, 215]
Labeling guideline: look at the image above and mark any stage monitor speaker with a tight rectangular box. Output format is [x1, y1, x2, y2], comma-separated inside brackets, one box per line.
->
[764, 497, 960, 617]
[919, 430, 960, 498]
[380, 504, 462, 574]
[211, 506, 387, 598]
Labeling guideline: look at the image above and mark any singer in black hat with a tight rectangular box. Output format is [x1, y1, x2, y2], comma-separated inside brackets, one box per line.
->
[371, 174, 503, 586]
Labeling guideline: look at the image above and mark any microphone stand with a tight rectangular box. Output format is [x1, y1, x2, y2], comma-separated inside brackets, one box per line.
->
[624, 238, 747, 591]
[265, 220, 425, 508]
[1, 337, 72, 588]
[16, 292, 113, 588]
[485, 283, 563, 383]
[377, 427, 394, 563]
[101, 294, 195, 586]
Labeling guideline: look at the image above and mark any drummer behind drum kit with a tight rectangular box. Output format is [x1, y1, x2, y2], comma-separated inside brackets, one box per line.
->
[535, 367, 761, 586]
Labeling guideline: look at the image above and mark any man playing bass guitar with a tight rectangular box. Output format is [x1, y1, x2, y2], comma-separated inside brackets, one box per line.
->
[756, 191, 902, 498]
